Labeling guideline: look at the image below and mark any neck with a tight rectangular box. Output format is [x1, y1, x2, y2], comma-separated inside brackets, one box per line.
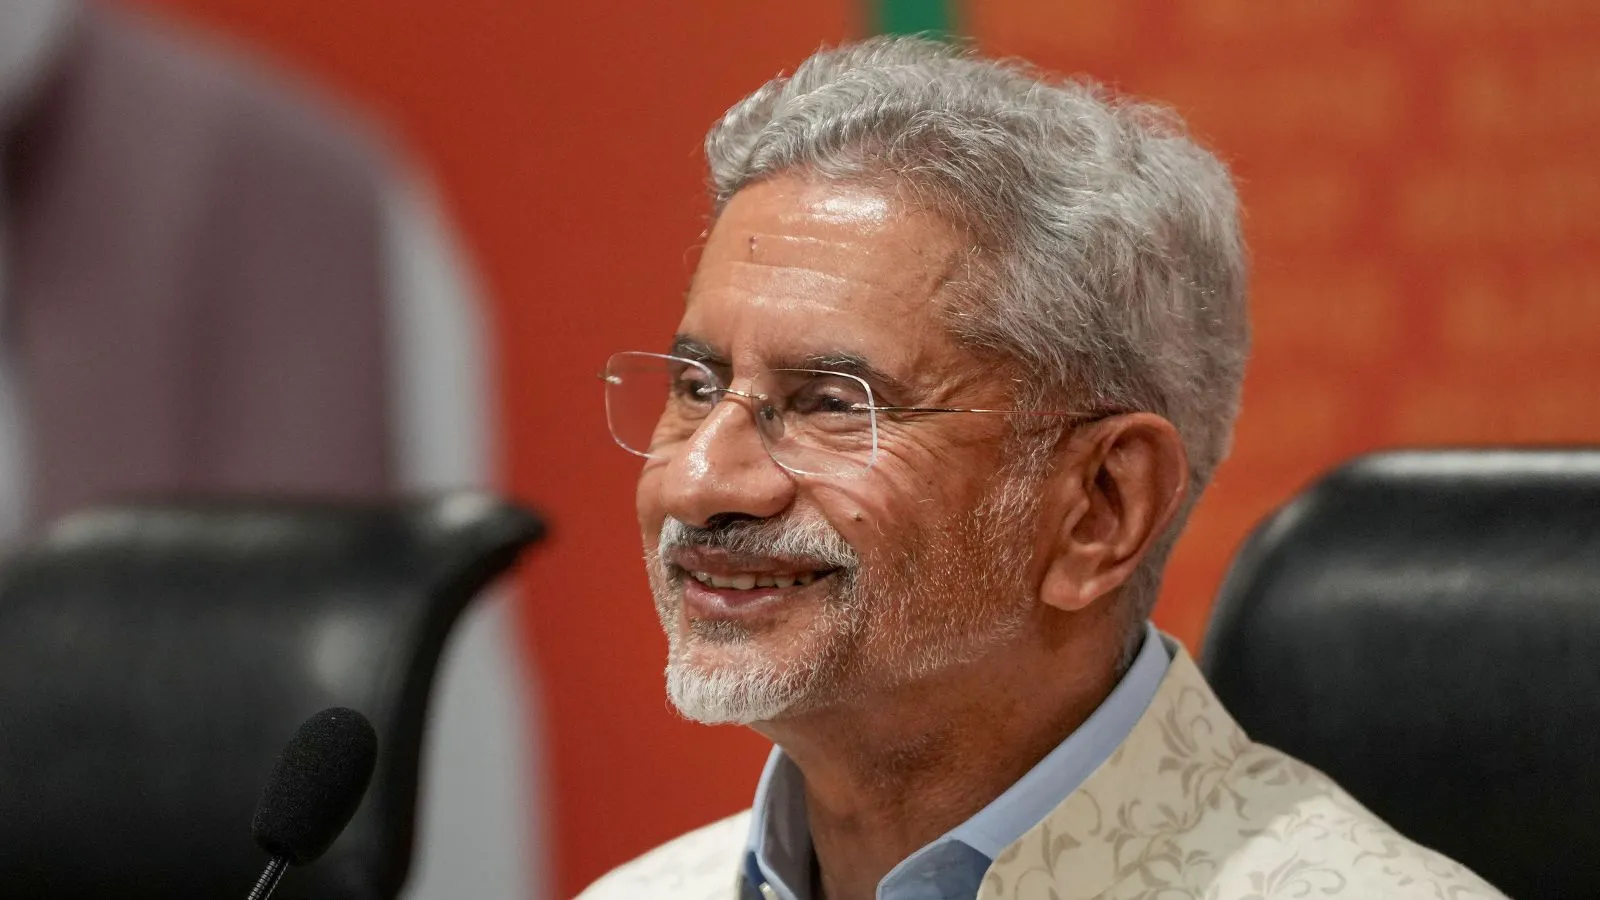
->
[755, 607, 1125, 900]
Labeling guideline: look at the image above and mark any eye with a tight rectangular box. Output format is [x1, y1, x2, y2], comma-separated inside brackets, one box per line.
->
[668, 365, 720, 406]
[789, 374, 871, 416]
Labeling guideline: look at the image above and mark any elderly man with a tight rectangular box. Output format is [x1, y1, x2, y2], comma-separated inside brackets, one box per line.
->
[583, 37, 1504, 900]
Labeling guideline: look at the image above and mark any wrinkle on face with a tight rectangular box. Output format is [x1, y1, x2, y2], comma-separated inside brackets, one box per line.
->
[669, 174, 1025, 533]
[640, 172, 1045, 723]
[727, 230, 965, 301]
[686, 180, 990, 411]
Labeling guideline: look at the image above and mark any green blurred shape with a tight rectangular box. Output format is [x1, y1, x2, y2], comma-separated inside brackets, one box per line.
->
[873, 0, 956, 37]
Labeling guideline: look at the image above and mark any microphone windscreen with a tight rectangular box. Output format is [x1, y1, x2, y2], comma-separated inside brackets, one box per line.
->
[251, 707, 378, 866]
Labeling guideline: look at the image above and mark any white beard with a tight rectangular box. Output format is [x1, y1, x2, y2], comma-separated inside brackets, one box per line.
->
[664, 648, 806, 725]
[650, 463, 1046, 725]
[654, 545, 865, 725]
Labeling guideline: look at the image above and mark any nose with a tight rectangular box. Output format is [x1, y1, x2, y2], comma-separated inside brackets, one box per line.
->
[656, 394, 795, 527]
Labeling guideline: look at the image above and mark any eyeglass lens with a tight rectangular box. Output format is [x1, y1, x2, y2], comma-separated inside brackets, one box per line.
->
[603, 352, 879, 476]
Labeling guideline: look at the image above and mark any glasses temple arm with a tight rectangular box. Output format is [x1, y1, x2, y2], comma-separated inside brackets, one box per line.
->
[862, 405, 1111, 419]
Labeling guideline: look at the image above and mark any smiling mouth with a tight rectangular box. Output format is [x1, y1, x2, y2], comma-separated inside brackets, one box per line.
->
[682, 568, 839, 591]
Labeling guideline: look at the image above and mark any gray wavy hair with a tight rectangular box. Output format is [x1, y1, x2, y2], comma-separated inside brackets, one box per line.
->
[703, 36, 1249, 645]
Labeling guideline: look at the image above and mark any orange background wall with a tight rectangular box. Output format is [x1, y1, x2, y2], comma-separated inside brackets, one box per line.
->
[126, 1, 1600, 895]
[971, 0, 1600, 645]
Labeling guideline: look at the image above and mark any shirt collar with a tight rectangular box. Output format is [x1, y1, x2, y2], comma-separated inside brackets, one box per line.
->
[744, 621, 1172, 899]
[745, 743, 815, 899]
[943, 621, 1170, 857]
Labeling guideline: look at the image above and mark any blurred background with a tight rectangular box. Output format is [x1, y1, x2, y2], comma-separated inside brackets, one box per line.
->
[8, 0, 1598, 896]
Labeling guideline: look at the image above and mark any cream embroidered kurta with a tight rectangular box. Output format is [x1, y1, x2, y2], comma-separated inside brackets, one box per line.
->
[579, 647, 1507, 900]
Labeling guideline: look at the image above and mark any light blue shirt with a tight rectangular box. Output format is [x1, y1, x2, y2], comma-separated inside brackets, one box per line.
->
[743, 622, 1172, 900]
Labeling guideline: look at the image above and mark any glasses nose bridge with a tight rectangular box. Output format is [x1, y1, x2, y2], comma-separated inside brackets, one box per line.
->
[717, 383, 771, 408]
[703, 366, 778, 418]
[604, 354, 885, 477]
[680, 380, 775, 460]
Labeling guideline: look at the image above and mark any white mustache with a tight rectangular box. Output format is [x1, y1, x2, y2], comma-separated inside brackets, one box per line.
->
[658, 515, 859, 570]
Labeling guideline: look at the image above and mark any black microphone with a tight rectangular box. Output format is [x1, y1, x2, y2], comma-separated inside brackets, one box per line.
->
[245, 707, 379, 900]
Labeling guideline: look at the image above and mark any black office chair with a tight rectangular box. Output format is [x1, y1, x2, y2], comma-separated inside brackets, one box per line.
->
[0, 493, 545, 900]
[1202, 449, 1600, 900]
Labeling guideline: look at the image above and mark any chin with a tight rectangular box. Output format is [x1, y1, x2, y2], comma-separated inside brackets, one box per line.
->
[664, 655, 805, 725]
[654, 571, 867, 722]
[662, 626, 839, 724]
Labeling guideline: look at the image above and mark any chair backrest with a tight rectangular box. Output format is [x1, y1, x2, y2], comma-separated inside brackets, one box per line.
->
[1201, 449, 1600, 900]
[0, 493, 544, 899]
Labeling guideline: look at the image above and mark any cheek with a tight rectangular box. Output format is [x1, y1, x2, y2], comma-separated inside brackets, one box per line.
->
[869, 433, 986, 505]
[810, 429, 1008, 559]
[635, 462, 667, 538]
[806, 458, 962, 555]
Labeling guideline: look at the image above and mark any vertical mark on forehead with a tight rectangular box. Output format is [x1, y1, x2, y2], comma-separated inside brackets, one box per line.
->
[748, 234, 758, 258]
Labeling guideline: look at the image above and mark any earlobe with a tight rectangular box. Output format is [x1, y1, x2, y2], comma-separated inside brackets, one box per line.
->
[1038, 486, 1096, 613]
[1036, 414, 1188, 614]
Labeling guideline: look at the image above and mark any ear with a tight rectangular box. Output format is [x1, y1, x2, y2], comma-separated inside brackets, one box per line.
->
[1037, 413, 1189, 613]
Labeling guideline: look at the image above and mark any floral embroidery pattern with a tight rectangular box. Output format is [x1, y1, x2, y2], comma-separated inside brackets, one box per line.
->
[580, 647, 1508, 900]
[979, 652, 1506, 900]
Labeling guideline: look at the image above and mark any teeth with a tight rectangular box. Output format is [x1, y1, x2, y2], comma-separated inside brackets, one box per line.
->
[688, 570, 825, 589]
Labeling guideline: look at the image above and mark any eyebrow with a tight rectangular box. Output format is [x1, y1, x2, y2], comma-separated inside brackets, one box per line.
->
[669, 335, 913, 398]
[787, 352, 906, 394]
[668, 335, 727, 368]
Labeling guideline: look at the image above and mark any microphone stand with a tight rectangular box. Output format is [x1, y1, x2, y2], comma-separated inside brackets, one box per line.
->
[245, 856, 288, 900]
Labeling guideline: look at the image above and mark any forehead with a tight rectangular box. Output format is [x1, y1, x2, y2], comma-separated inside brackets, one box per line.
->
[682, 175, 971, 375]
